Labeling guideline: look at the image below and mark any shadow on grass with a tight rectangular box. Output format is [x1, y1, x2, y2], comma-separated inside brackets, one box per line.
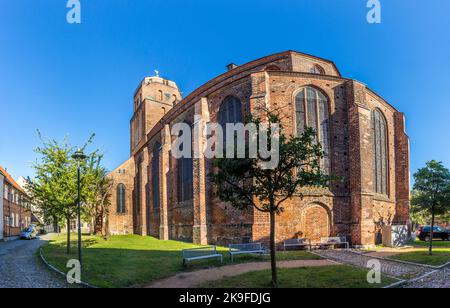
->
[198, 265, 398, 288]
[41, 235, 320, 288]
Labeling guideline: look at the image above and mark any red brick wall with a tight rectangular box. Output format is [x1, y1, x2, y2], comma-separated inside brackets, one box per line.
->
[108, 51, 410, 247]
[108, 158, 135, 235]
[3, 198, 31, 237]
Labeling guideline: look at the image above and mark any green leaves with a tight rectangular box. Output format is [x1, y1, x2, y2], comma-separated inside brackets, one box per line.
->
[412, 160, 450, 216]
[28, 132, 111, 228]
[211, 109, 333, 214]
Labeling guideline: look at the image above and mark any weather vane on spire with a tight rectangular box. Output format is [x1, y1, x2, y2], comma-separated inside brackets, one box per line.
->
[154, 69, 160, 77]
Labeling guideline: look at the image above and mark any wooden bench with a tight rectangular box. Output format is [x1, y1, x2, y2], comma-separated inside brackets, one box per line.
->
[182, 246, 223, 266]
[318, 236, 349, 249]
[283, 238, 311, 251]
[229, 243, 267, 262]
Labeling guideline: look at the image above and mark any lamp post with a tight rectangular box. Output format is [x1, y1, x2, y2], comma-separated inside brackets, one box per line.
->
[72, 149, 87, 268]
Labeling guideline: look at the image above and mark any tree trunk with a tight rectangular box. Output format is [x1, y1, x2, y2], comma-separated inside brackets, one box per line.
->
[429, 208, 435, 256]
[269, 209, 278, 288]
[53, 215, 59, 233]
[66, 216, 71, 255]
[90, 215, 94, 235]
[104, 212, 110, 240]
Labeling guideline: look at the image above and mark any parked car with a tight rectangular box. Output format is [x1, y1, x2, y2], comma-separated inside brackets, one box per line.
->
[20, 226, 38, 240]
[417, 226, 449, 241]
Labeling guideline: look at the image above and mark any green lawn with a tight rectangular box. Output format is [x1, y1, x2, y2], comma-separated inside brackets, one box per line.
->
[389, 248, 450, 266]
[385, 239, 450, 266]
[199, 265, 398, 288]
[411, 239, 450, 248]
[41, 234, 320, 288]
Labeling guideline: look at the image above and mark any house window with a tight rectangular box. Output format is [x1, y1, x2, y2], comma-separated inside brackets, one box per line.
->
[295, 86, 331, 173]
[117, 184, 126, 213]
[152, 142, 161, 210]
[177, 125, 193, 202]
[372, 109, 388, 195]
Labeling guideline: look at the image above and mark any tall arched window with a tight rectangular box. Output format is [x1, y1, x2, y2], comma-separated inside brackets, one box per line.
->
[117, 184, 126, 214]
[152, 142, 161, 210]
[295, 86, 331, 173]
[218, 96, 242, 152]
[177, 123, 193, 202]
[372, 109, 388, 195]
[218, 96, 242, 126]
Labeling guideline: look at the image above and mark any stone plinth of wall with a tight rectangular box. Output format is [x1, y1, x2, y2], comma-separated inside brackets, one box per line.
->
[208, 224, 253, 246]
[168, 201, 194, 242]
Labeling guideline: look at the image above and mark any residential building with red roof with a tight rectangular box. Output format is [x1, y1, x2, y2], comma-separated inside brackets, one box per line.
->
[0, 166, 32, 240]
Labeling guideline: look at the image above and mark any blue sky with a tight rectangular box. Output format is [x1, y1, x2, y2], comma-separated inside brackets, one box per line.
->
[0, 0, 449, 182]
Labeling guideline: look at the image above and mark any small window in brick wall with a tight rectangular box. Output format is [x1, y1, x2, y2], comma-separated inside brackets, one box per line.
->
[310, 65, 325, 75]
[117, 184, 126, 213]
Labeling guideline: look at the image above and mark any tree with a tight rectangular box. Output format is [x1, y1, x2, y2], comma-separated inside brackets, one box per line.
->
[28, 131, 112, 253]
[411, 160, 450, 255]
[211, 110, 332, 287]
[83, 159, 113, 236]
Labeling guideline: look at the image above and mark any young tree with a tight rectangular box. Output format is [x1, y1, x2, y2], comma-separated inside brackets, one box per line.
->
[211, 110, 332, 287]
[28, 133, 78, 254]
[411, 160, 450, 255]
[83, 158, 113, 236]
[28, 132, 111, 253]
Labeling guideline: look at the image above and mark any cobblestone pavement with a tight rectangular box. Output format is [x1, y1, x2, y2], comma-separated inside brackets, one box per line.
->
[314, 250, 429, 279]
[402, 266, 450, 288]
[0, 234, 69, 288]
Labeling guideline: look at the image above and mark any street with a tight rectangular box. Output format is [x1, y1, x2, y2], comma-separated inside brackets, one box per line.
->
[0, 234, 69, 288]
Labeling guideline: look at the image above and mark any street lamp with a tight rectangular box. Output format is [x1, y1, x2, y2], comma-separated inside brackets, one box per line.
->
[72, 149, 87, 268]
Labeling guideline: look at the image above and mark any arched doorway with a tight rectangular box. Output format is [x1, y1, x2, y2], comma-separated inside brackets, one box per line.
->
[302, 203, 331, 243]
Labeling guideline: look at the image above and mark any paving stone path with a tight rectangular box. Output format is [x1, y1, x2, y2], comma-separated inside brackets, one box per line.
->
[402, 266, 450, 288]
[314, 250, 429, 279]
[0, 234, 69, 288]
[146, 259, 339, 288]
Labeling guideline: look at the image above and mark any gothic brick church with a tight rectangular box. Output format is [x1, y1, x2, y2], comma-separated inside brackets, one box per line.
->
[107, 51, 410, 247]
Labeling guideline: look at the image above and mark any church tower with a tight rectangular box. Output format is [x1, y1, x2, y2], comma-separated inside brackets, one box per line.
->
[130, 74, 182, 154]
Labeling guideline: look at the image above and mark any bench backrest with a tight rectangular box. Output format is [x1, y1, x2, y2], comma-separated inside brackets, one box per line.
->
[320, 236, 346, 244]
[182, 246, 217, 258]
[229, 243, 262, 252]
[284, 238, 309, 245]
